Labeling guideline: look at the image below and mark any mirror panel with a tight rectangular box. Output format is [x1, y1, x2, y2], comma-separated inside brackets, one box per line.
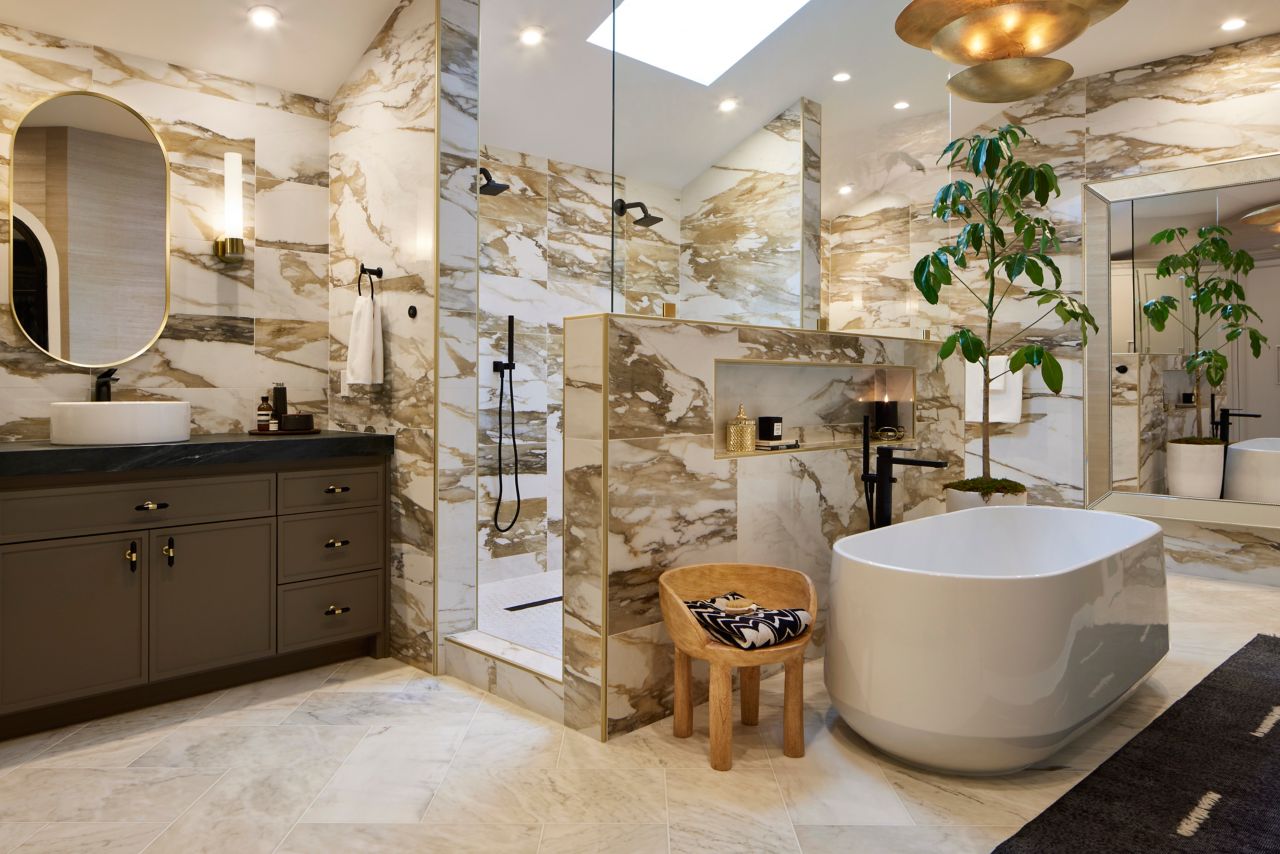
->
[1099, 167, 1280, 503]
[10, 92, 168, 367]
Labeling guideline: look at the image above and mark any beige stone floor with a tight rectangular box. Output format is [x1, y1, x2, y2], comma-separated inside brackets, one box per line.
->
[0, 572, 1275, 854]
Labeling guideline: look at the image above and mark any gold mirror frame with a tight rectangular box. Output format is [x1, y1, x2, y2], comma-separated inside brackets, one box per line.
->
[8, 90, 171, 369]
[1083, 152, 1280, 520]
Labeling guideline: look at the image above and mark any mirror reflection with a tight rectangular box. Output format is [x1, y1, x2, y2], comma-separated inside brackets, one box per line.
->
[11, 93, 168, 367]
[1110, 178, 1280, 502]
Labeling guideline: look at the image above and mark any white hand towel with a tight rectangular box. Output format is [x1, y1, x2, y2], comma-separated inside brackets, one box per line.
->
[965, 356, 1023, 423]
[346, 293, 383, 386]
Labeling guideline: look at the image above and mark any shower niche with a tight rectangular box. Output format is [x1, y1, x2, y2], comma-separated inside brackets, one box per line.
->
[713, 360, 917, 457]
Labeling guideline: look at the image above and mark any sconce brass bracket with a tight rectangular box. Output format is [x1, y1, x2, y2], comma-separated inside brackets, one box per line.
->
[213, 236, 245, 262]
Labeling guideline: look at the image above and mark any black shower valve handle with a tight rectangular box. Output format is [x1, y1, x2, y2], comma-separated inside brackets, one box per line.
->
[492, 359, 515, 374]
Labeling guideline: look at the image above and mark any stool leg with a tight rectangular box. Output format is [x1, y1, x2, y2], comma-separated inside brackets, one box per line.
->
[783, 654, 805, 758]
[674, 648, 693, 739]
[709, 662, 733, 771]
[740, 665, 760, 726]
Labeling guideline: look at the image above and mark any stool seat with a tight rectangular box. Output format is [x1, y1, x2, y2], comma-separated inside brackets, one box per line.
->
[658, 563, 816, 771]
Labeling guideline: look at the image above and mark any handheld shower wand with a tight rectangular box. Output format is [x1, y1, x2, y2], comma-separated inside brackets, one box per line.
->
[493, 314, 522, 532]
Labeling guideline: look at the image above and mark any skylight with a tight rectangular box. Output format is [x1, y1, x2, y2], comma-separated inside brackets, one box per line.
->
[587, 0, 812, 86]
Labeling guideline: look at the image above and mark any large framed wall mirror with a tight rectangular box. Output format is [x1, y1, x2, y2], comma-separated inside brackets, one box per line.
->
[9, 92, 169, 368]
[1085, 154, 1280, 515]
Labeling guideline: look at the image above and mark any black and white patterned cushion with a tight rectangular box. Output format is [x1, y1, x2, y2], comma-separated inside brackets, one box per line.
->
[683, 591, 812, 650]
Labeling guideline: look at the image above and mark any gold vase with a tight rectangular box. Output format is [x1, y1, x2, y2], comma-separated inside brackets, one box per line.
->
[727, 404, 754, 455]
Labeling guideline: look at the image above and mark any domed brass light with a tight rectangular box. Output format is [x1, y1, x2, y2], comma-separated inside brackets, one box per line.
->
[1240, 203, 1280, 229]
[947, 57, 1075, 102]
[931, 2, 1089, 65]
[895, 0, 1127, 102]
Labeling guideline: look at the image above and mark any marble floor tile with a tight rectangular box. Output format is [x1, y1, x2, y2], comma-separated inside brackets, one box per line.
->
[0, 824, 43, 852]
[300, 726, 462, 823]
[144, 761, 337, 854]
[0, 767, 223, 822]
[130, 725, 366, 768]
[320, 658, 422, 693]
[666, 768, 799, 854]
[875, 758, 1082, 827]
[27, 723, 181, 770]
[283, 690, 481, 727]
[0, 728, 81, 777]
[424, 768, 667, 825]
[277, 822, 542, 854]
[186, 665, 340, 725]
[794, 825, 1017, 854]
[557, 714, 770, 770]
[538, 824, 669, 854]
[10, 821, 167, 854]
[453, 707, 565, 771]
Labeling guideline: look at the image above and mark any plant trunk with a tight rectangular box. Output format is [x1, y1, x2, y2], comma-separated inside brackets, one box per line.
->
[1192, 366, 1203, 438]
[982, 360, 992, 479]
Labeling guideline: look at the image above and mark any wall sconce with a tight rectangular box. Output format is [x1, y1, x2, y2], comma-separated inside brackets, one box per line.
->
[214, 151, 245, 261]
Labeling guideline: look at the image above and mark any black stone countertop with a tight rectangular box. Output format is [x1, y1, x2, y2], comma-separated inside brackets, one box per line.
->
[0, 431, 394, 478]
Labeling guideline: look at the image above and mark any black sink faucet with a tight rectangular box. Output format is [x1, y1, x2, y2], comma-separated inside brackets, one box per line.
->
[1213, 406, 1260, 445]
[860, 415, 947, 529]
[93, 368, 119, 402]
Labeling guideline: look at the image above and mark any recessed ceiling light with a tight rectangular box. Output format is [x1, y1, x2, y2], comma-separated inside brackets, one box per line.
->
[1221, 18, 1246, 31]
[247, 5, 280, 30]
[718, 98, 739, 113]
[838, 185, 853, 196]
[893, 100, 910, 110]
[519, 26, 545, 46]
[586, 0, 813, 86]
[832, 71, 851, 83]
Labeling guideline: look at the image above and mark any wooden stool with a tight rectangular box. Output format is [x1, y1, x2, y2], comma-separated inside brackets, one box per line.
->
[658, 563, 816, 771]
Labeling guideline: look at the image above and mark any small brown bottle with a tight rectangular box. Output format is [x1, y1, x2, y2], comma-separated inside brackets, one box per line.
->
[256, 395, 273, 431]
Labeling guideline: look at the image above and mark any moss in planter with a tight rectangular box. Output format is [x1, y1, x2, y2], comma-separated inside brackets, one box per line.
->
[1170, 437, 1225, 446]
[944, 477, 1027, 497]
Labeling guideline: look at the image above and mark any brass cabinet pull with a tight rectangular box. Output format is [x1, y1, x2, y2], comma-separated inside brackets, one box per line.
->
[324, 605, 352, 616]
[124, 541, 139, 573]
[324, 485, 351, 494]
[162, 536, 176, 567]
[135, 500, 171, 512]
[324, 538, 350, 550]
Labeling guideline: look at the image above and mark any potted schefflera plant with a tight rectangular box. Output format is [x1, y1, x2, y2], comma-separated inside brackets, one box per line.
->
[1142, 225, 1264, 499]
[913, 124, 1098, 511]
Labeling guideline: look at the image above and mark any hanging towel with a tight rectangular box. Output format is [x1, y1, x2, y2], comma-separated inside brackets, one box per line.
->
[346, 292, 383, 386]
[965, 355, 1023, 423]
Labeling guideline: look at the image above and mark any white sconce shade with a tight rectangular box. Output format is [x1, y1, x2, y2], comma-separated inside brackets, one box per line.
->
[215, 152, 245, 261]
[223, 152, 243, 239]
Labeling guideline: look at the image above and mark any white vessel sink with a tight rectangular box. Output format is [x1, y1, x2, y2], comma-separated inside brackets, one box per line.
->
[49, 401, 192, 446]
[1224, 437, 1280, 503]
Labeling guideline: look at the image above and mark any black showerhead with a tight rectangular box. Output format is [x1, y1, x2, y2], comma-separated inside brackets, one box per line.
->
[478, 167, 509, 196]
[613, 198, 663, 228]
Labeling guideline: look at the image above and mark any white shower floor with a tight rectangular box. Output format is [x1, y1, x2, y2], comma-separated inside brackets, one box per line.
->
[477, 571, 563, 660]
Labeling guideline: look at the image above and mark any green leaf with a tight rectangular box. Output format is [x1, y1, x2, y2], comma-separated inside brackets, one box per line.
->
[1041, 351, 1063, 394]
[938, 332, 958, 361]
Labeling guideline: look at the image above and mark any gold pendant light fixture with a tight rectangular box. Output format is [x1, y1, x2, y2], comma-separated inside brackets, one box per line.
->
[896, 0, 1128, 102]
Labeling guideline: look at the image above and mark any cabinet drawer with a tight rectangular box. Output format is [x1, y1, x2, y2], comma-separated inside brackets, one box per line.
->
[0, 475, 275, 543]
[279, 466, 383, 514]
[279, 571, 381, 653]
[278, 507, 383, 583]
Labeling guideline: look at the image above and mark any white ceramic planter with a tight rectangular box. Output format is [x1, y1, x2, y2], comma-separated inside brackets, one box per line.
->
[945, 487, 1029, 513]
[1166, 441, 1225, 499]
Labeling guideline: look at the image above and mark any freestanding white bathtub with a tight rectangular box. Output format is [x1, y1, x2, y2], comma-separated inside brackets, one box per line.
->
[1225, 437, 1280, 503]
[826, 506, 1168, 775]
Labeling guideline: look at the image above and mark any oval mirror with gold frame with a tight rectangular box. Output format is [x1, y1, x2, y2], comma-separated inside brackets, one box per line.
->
[9, 91, 170, 368]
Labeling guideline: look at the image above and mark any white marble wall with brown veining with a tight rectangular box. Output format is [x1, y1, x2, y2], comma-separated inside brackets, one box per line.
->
[0, 22, 331, 439]
[564, 315, 964, 738]
[825, 33, 1280, 508]
[328, 0, 440, 671]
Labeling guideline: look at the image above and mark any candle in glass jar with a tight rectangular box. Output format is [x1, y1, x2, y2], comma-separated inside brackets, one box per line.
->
[873, 398, 901, 430]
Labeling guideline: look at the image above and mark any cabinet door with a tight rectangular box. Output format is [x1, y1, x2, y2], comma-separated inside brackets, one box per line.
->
[0, 532, 148, 711]
[150, 519, 275, 680]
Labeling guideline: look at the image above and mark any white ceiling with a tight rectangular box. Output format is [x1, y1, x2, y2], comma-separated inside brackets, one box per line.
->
[0, 0, 398, 99]
[1132, 180, 1280, 260]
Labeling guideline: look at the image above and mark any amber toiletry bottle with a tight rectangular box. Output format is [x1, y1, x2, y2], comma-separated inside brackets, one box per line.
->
[256, 396, 273, 430]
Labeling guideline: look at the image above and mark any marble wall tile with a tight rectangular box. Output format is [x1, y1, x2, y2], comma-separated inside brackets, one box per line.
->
[1158, 517, 1280, 587]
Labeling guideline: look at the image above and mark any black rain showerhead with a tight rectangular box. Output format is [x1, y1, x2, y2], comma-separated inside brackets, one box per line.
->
[613, 198, 663, 228]
[478, 167, 509, 196]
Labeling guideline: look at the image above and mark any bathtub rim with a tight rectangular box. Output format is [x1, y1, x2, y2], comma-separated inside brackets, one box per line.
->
[833, 506, 1163, 582]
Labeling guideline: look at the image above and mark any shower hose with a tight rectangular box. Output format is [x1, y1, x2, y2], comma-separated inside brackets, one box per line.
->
[493, 319, 522, 533]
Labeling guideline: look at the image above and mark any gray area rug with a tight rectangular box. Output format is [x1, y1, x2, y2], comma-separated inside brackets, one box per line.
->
[996, 634, 1280, 853]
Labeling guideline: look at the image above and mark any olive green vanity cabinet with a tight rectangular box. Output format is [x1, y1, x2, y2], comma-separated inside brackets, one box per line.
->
[0, 439, 391, 727]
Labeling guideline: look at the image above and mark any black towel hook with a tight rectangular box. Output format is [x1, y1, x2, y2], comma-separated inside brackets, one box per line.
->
[358, 263, 383, 299]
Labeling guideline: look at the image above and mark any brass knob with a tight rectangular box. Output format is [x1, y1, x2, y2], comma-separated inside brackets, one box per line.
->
[324, 538, 350, 550]
[135, 500, 170, 512]
[324, 605, 352, 616]
[124, 547, 138, 562]
[324, 485, 351, 494]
